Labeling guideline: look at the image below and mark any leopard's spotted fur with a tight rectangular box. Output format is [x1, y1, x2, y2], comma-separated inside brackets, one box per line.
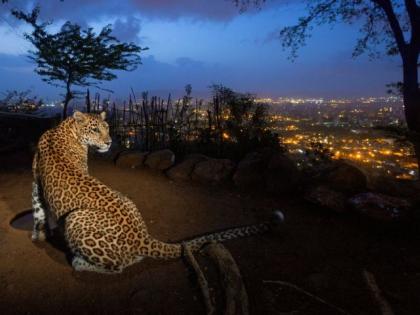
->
[32, 111, 283, 273]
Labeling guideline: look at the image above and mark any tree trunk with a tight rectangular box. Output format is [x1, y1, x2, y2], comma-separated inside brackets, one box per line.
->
[86, 89, 91, 113]
[402, 51, 420, 176]
[62, 82, 73, 120]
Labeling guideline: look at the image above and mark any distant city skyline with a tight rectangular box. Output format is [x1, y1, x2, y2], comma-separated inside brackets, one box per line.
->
[0, 0, 402, 100]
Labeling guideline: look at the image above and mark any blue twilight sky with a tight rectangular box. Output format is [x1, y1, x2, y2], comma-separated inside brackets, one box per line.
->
[0, 0, 402, 101]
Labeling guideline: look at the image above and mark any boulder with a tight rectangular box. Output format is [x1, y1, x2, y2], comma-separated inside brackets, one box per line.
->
[233, 152, 266, 190]
[192, 158, 235, 183]
[349, 192, 412, 222]
[304, 185, 348, 213]
[144, 149, 175, 171]
[264, 153, 300, 194]
[369, 175, 420, 203]
[326, 161, 367, 194]
[166, 154, 208, 181]
[115, 151, 149, 168]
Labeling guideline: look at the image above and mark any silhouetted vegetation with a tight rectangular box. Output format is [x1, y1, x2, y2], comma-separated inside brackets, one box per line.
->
[12, 7, 147, 119]
[0, 90, 42, 113]
[203, 84, 281, 160]
[305, 142, 334, 165]
[108, 85, 282, 161]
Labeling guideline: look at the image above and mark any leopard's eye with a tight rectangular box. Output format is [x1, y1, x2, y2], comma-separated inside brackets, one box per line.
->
[93, 127, 100, 133]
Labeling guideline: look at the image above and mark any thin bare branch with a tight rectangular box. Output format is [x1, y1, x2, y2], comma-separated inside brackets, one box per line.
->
[263, 280, 351, 315]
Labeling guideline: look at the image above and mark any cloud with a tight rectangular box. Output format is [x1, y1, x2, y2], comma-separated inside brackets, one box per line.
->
[175, 57, 205, 68]
[130, 0, 239, 21]
[0, 53, 228, 99]
[129, 0, 291, 21]
[0, 53, 58, 97]
[1, 0, 287, 24]
[108, 55, 227, 98]
[112, 16, 142, 43]
[0, 49, 402, 101]
[0, 0, 284, 51]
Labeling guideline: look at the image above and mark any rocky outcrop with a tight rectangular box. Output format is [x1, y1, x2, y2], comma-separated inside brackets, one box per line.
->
[304, 185, 348, 213]
[144, 149, 175, 171]
[368, 175, 420, 203]
[192, 158, 235, 183]
[264, 153, 300, 194]
[231, 150, 300, 194]
[115, 151, 149, 168]
[166, 154, 208, 181]
[326, 161, 367, 194]
[349, 192, 412, 222]
[232, 152, 266, 190]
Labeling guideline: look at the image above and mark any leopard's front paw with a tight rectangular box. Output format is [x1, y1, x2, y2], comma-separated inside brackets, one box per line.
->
[31, 230, 46, 242]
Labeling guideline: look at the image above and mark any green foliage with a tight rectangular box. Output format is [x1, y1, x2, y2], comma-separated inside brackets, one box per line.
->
[12, 7, 147, 117]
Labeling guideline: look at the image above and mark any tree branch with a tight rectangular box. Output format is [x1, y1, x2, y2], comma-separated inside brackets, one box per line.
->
[374, 0, 407, 56]
[279, 0, 338, 59]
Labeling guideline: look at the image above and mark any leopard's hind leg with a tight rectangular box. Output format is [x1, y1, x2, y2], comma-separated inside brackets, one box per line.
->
[71, 256, 122, 274]
[32, 182, 48, 241]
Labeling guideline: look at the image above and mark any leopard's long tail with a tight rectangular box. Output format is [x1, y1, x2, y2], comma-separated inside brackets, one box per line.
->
[140, 210, 284, 259]
[183, 210, 284, 252]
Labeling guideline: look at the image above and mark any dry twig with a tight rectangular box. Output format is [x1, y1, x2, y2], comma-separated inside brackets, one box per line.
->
[263, 280, 350, 315]
[363, 270, 394, 315]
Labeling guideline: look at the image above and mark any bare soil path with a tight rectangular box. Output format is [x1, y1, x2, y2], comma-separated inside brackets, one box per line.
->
[0, 154, 419, 314]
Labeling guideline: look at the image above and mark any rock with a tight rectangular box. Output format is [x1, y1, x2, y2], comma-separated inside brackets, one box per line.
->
[192, 158, 235, 183]
[369, 175, 420, 202]
[264, 153, 300, 194]
[166, 154, 208, 181]
[233, 152, 266, 190]
[326, 161, 367, 194]
[144, 149, 175, 171]
[349, 192, 412, 222]
[115, 151, 148, 168]
[304, 185, 348, 213]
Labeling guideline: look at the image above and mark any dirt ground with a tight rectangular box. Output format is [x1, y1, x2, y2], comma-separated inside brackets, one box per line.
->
[1, 151, 420, 315]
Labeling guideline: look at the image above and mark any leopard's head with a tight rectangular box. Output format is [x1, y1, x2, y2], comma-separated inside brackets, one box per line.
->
[73, 111, 112, 153]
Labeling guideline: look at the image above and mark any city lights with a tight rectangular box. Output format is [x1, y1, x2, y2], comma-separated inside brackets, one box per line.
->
[263, 96, 418, 180]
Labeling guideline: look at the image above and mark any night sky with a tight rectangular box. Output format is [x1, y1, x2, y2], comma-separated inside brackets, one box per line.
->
[0, 0, 401, 100]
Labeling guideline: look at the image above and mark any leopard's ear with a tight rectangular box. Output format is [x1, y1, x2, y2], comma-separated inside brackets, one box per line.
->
[100, 111, 107, 121]
[73, 111, 87, 123]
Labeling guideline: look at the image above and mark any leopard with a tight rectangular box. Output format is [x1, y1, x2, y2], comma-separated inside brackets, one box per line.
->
[31, 110, 284, 273]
